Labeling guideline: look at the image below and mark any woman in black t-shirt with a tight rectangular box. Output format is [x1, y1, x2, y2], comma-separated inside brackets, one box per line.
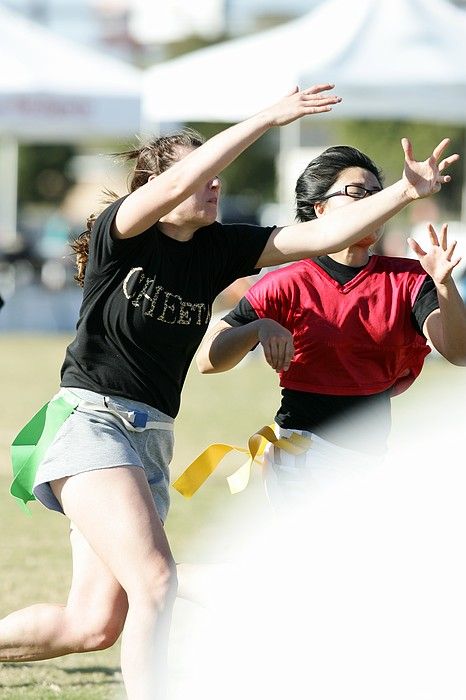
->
[1, 86, 460, 699]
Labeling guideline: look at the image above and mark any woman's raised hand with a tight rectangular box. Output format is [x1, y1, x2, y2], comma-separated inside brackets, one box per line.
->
[401, 137, 460, 201]
[260, 84, 342, 127]
[408, 223, 462, 285]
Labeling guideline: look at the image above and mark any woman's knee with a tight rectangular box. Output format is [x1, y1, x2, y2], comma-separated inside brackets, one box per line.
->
[65, 602, 127, 653]
[86, 616, 125, 652]
[150, 555, 178, 607]
[128, 555, 178, 610]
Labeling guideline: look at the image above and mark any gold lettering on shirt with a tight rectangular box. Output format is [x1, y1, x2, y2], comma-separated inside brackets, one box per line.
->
[157, 292, 181, 324]
[144, 286, 163, 317]
[122, 267, 209, 326]
[179, 301, 209, 326]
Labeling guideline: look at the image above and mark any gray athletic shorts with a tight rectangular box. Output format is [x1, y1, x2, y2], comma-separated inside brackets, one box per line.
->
[33, 387, 174, 522]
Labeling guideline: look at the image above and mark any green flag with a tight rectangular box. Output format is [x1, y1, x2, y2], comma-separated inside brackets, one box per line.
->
[10, 395, 79, 513]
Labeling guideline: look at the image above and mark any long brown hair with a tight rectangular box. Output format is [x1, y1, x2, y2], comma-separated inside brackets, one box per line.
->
[71, 129, 205, 287]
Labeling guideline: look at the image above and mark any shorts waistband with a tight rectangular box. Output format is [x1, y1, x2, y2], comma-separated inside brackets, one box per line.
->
[57, 388, 174, 432]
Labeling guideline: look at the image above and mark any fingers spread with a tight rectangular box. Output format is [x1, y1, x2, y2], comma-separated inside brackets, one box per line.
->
[446, 240, 458, 260]
[407, 237, 425, 257]
[302, 93, 341, 103]
[440, 223, 449, 249]
[427, 223, 439, 247]
[304, 105, 333, 114]
[401, 137, 413, 160]
[432, 138, 451, 161]
[302, 83, 335, 94]
[438, 153, 460, 171]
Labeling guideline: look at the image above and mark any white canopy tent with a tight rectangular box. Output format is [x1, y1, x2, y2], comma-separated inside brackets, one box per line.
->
[143, 0, 466, 124]
[0, 5, 142, 245]
[143, 0, 466, 220]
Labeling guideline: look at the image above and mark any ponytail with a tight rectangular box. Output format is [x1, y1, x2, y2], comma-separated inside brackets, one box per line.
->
[70, 214, 95, 287]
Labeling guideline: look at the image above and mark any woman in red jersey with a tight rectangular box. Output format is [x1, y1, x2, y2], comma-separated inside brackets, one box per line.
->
[196, 143, 466, 508]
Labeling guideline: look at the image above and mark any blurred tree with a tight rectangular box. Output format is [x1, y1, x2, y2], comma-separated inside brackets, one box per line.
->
[165, 33, 228, 61]
[333, 120, 463, 221]
[186, 121, 276, 203]
[18, 144, 77, 206]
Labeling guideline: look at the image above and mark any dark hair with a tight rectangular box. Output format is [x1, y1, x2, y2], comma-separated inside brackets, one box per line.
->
[71, 129, 205, 287]
[295, 145, 384, 223]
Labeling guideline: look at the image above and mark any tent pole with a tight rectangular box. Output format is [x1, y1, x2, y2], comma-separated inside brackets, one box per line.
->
[462, 126, 466, 225]
[277, 120, 301, 220]
[0, 137, 19, 249]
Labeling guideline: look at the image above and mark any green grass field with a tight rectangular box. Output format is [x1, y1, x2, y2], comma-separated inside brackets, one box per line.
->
[0, 334, 464, 698]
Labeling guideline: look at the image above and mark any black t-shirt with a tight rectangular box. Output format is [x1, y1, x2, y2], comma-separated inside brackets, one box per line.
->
[61, 196, 273, 417]
[0, 294, 4, 311]
[223, 255, 439, 454]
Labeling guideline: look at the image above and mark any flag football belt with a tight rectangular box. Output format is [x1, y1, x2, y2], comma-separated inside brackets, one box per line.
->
[172, 425, 312, 498]
[10, 388, 173, 512]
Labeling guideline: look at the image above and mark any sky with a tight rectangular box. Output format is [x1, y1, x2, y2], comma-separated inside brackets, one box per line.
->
[3, 0, 464, 54]
[121, 0, 320, 43]
[0, 0, 319, 43]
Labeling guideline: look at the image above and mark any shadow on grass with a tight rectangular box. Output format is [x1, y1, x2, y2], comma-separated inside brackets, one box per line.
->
[1, 662, 119, 674]
[0, 662, 122, 690]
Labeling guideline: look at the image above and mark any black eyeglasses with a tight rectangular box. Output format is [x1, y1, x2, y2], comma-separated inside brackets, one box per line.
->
[320, 184, 382, 200]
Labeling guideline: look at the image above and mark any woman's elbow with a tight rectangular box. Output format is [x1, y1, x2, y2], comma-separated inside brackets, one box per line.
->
[446, 353, 466, 367]
[196, 353, 215, 374]
[438, 347, 466, 367]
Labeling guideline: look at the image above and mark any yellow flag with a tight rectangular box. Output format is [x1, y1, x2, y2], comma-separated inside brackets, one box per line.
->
[172, 425, 312, 498]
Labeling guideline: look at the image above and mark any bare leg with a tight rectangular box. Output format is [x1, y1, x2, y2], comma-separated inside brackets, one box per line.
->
[52, 466, 178, 700]
[0, 527, 127, 661]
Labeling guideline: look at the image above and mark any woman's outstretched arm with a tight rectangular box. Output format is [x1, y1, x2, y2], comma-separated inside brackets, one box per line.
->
[114, 84, 341, 239]
[413, 223, 466, 366]
[257, 138, 460, 266]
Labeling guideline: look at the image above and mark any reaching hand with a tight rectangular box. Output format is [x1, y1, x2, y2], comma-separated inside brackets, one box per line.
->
[401, 138, 460, 201]
[261, 84, 342, 128]
[257, 319, 295, 372]
[408, 223, 462, 285]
